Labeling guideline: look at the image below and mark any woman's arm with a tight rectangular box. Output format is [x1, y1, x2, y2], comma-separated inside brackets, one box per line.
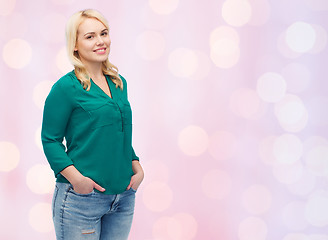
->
[126, 160, 144, 191]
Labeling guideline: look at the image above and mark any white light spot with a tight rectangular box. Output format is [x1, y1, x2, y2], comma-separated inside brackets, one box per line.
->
[190, 50, 211, 80]
[282, 63, 311, 93]
[149, 0, 179, 15]
[277, 31, 302, 59]
[210, 26, 240, 46]
[257, 72, 286, 103]
[242, 185, 272, 215]
[222, 0, 252, 27]
[273, 134, 303, 165]
[272, 162, 303, 184]
[0, 0, 16, 16]
[202, 169, 231, 200]
[287, 169, 316, 196]
[168, 48, 198, 78]
[309, 24, 327, 54]
[2, 38, 32, 69]
[29, 202, 53, 233]
[238, 217, 268, 240]
[305, 190, 328, 227]
[142, 181, 173, 212]
[210, 38, 240, 68]
[0, 141, 20, 172]
[56, 47, 72, 74]
[178, 125, 209, 156]
[282, 201, 308, 231]
[33, 80, 54, 110]
[274, 94, 308, 132]
[136, 31, 165, 60]
[26, 164, 54, 194]
[208, 131, 237, 161]
[286, 22, 316, 53]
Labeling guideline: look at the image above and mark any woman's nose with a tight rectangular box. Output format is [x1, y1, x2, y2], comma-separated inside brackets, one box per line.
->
[96, 35, 104, 45]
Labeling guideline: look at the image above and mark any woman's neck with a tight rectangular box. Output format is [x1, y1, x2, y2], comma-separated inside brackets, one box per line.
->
[83, 61, 104, 80]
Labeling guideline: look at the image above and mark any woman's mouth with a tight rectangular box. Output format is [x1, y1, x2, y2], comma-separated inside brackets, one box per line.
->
[94, 48, 107, 54]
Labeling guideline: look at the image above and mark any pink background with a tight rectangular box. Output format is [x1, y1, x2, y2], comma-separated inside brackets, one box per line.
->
[1, 0, 328, 239]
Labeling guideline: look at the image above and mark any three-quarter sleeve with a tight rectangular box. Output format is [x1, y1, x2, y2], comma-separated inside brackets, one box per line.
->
[41, 81, 74, 176]
[132, 147, 139, 161]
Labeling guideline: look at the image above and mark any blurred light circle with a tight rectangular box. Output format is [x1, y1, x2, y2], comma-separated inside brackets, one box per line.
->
[0, 0, 16, 16]
[33, 80, 54, 110]
[282, 63, 311, 93]
[26, 164, 54, 194]
[0, 141, 20, 172]
[222, 0, 252, 27]
[142, 181, 173, 212]
[257, 72, 286, 103]
[144, 160, 170, 182]
[305, 145, 328, 177]
[202, 169, 231, 200]
[272, 162, 303, 184]
[2, 38, 32, 69]
[285, 22, 316, 53]
[273, 134, 303, 165]
[35, 126, 42, 151]
[248, 0, 270, 26]
[283, 233, 309, 240]
[277, 31, 302, 59]
[56, 47, 72, 74]
[238, 217, 268, 240]
[29, 202, 53, 232]
[40, 13, 66, 43]
[168, 48, 198, 78]
[309, 24, 327, 54]
[258, 135, 278, 166]
[172, 213, 198, 240]
[282, 201, 308, 231]
[208, 131, 236, 161]
[149, 0, 179, 15]
[178, 125, 209, 156]
[136, 31, 165, 60]
[229, 88, 265, 119]
[305, 190, 328, 227]
[242, 185, 272, 215]
[152, 217, 181, 240]
[210, 39, 240, 68]
[287, 169, 316, 196]
[210, 26, 240, 46]
[274, 94, 308, 132]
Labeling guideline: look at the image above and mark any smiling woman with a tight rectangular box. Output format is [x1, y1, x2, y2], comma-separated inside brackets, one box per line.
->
[41, 9, 143, 240]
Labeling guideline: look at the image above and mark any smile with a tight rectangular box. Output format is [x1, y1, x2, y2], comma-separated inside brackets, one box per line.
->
[94, 48, 107, 53]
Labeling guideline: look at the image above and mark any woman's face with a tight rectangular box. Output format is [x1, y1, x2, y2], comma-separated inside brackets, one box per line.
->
[75, 18, 111, 65]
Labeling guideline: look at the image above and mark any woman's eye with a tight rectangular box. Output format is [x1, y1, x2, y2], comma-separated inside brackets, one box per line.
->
[101, 32, 108, 36]
[86, 35, 93, 39]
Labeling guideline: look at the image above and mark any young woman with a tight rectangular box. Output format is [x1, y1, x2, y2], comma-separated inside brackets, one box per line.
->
[41, 9, 144, 240]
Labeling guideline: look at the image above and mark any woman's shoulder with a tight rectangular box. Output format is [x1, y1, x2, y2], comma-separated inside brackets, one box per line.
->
[55, 70, 79, 88]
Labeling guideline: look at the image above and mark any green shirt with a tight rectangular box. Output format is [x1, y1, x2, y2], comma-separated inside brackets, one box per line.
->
[41, 71, 139, 194]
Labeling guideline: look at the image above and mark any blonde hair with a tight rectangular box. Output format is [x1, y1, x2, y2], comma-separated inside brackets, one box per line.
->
[66, 9, 123, 90]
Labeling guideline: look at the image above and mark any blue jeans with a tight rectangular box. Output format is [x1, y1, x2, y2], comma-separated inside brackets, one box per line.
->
[52, 182, 136, 240]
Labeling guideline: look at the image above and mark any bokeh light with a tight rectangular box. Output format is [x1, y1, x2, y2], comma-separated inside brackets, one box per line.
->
[282, 201, 308, 231]
[221, 0, 252, 27]
[178, 125, 209, 156]
[2, 38, 32, 69]
[26, 164, 54, 194]
[273, 134, 303, 165]
[272, 162, 303, 184]
[247, 0, 270, 26]
[305, 190, 328, 227]
[309, 24, 327, 53]
[0, 141, 20, 172]
[285, 22, 316, 53]
[257, 72, 286, 103]
[28, 202, 53, 233]
[210, 38, 240, 68]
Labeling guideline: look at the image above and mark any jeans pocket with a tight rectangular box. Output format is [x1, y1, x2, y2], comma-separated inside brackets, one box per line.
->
[68, 187, 95, 197]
